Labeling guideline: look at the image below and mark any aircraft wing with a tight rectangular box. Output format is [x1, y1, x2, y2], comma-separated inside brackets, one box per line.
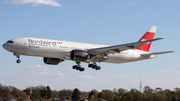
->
[141, 51, 174, 56]
[88, 38, 163, 55]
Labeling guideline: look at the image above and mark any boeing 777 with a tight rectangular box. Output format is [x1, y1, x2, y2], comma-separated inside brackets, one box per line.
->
[2, 26, 173, 71]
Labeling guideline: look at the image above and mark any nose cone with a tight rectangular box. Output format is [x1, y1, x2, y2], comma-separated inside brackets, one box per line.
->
[2, 43, 12, 51]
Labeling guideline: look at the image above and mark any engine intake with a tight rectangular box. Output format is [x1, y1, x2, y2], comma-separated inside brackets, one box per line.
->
[70, 50, 88, 62]
[43, 57, 64, 65]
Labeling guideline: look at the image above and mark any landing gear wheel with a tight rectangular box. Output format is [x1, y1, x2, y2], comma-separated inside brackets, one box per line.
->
[92, 65, 97, 69]
[96, 66, 101, 70]
[88, 62, 101, 70]
[88, 64, 93, 68]
[16, 59, 21, 63]
[76, 67, 81, 70]
[72, 62, 85, 72]
[80, 68, 85, 72]
[72, 65, 77, 69]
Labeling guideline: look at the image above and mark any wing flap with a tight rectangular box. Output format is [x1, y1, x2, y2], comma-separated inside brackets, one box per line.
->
[88, 38, 163, 55]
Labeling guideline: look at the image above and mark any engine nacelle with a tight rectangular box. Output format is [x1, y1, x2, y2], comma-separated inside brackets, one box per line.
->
[70, 50, 88, 62]
[43, 57, 64, 65]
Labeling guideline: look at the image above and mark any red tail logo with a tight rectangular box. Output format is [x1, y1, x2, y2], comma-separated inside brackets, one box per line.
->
[135, 26, 157, 52]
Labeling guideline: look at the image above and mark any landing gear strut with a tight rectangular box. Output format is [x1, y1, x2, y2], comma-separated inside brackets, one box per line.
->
[88, 63, 101, 70]
[72, 62, 85, 72]
[14, 53, 21, 63]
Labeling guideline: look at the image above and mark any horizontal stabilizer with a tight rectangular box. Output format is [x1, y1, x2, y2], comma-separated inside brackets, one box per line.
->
[141, 51, 174, 56]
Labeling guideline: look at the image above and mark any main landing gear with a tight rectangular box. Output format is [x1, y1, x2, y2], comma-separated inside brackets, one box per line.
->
[72, 62, 85, 72]
[72, 62, 101, 72]
[14, 53, 21, 63]
[88, 63, 101, 70]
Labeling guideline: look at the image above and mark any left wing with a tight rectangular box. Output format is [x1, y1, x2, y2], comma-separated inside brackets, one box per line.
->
[88, 38, 162, 55]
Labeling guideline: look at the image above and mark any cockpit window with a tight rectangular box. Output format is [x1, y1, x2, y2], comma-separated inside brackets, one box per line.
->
[7, 40, 14, 43]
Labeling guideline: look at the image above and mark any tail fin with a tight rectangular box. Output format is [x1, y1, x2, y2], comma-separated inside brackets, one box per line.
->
[135, 26, 157, 52]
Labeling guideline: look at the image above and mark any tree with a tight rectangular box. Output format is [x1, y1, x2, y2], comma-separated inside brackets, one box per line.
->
[113, 88, 118, 96]
[174, 88, 180, 100]
[118, 88, 126, 97]
[1, 86, 11, 99]
[143, 86, 154, 94]
[30, 87, 41, 100]
[0, 84, 2, 98]
[89, 90, 95, 101]
[98, 92, 103, 99]
[81, 91, 89, 99]
[154, 87, 167, 101]
[89, 89, 99, 100]
[59, 89, 73, 100]
[143, 85, 154, 101]
[17, 91, 27, 100]
[154, 87, 163, 93]
[164, 89, 173, 101]
[38, 85, 47, 99]
[72, 88, 81, 101]
[101, 90, 115, 101]
[113, 95, 120, 101]
[130, 88, 141, 101]
[89, 90, 95, 98]
[120, 92, 134, 101]
[11, 87, 20, 98]
[52, 90, 59, 97]
[46, 86, 52, 99]
[140, 93, 148, 101]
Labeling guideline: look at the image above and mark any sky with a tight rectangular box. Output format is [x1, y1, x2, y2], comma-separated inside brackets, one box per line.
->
[0, 0, 180, 92]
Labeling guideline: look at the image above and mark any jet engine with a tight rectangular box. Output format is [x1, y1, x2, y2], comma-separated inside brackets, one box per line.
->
[43, 57, 64, 65]
[70, 50, 89, 62]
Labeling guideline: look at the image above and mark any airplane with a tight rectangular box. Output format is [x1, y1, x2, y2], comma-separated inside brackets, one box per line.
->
[2, 26, 173, 72]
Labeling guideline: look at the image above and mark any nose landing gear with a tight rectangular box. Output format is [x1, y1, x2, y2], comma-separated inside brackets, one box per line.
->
[14, 53, 21, 63]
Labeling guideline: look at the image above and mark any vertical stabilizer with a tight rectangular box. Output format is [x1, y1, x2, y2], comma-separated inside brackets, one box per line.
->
[135, 26, 157, 52]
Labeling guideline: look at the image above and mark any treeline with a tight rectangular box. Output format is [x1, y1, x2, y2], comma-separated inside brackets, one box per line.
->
[1, 83, 180, 101]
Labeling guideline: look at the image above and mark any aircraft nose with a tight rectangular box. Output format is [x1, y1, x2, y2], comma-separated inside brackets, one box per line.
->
[3, 43, 7, 49]
[2, 43, 11, 51]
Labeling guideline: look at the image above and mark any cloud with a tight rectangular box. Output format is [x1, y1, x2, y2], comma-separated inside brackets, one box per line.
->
[105, 74, 109, 76]
[1, 65, 136, 91]
[175, 65, 180, 67]
[14, 65, 64, 77]
[5, 0, 62, 7]
[151, 70, 180, 74]
[127, 1, 138, 5]
[78, 75, 93, 79]
[0, 62, 4, 64]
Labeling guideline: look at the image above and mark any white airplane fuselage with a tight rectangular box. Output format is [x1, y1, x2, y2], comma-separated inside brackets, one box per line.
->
[3, 37, 155, 64]
[3, 26, 174, 71]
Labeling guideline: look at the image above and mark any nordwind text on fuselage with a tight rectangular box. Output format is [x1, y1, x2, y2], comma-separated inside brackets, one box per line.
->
[28, 39, 62, 47]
